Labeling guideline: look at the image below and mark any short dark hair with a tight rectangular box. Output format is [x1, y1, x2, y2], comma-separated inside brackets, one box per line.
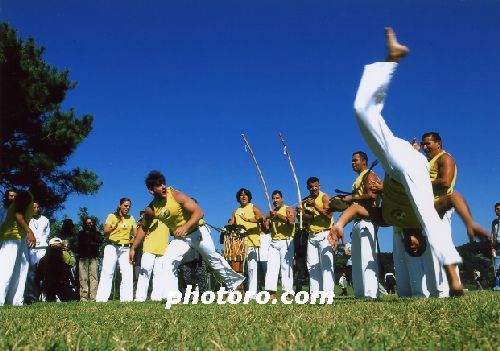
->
[306, 177, 319, 185]
[353, 151, 368, 164]
[271, 190, 282, 197]
[236, 188, 252, 202]
[145, 170, 166, 189]
[495, 202, 500, 208]
[119, 197, 131, 205]
[422, 132, 442, 143]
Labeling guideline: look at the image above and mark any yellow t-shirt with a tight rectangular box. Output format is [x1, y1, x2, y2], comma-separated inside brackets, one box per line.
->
[105, 213, 136, 244]
[429, 150, 456, 199]
[143, 219, 169, 256]
[149, 187, 203, 234]
[381, 176, 421, 229]
[0, 193, 33, 240]
[234, 203, 261, 247]
[352, 169, 379, 208]
[305, 191, 333, 234]
[270, 205, 295, 240]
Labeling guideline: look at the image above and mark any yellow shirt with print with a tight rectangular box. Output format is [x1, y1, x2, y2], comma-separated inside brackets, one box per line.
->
[149, 187, 204, 234]
[0, 193, 33, 240]
[270, 205, 295, 240]
[381, 176, 421, 229]
[105, 213, 136, 244]
[143, 219, 169, 256]
[305, 191, 333, 234]
[235, 203, 261, 247]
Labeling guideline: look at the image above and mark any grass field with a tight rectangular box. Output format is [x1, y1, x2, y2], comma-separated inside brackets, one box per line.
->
[0, 291, 498, 350]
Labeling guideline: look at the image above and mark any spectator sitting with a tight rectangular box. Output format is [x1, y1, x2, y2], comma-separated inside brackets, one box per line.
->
[36, 237, 76, 302]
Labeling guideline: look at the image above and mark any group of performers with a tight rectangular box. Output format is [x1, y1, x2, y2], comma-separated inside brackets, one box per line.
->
[0, 28, 491, 306]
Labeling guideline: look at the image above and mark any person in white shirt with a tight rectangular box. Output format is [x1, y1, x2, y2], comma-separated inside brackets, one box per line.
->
[24, 202, 50, 303]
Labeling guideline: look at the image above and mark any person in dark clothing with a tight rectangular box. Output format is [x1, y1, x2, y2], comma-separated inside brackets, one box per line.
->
[36, 237, 76, 302]
[77, 217, 102, 301]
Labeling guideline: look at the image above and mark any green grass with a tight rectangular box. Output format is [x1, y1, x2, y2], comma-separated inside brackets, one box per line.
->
[0, 291, 498, 350]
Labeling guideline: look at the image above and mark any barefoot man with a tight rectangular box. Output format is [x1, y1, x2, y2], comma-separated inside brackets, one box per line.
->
[329, 28, 477, 296]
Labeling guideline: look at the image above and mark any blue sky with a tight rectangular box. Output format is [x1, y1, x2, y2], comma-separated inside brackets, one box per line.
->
[2, 1, 499, 252]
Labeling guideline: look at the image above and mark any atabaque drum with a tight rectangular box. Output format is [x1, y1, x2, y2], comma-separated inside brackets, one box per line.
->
[222, 225, 247, 274]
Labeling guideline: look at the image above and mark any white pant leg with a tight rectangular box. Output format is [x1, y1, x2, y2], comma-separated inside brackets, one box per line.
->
[307, 232, 335, 293]
[392, 231, 412, 297]
[351, 220, 379, 298]
[280, 239, 294, 293]
[393, 230, 429, 297]
[354, 62, 461, 266]
[151, 255, 165, 301]
[246, 247, 259, 295]
[118, 247, 133, 302]
[10, 241, 29, 306]
[135, 252, 155, 302]
[162, 237, 195, 297]
[0, 240, 28, 306]
[307, 234, 321, 292]
[265, 241, 281, 292]
[96, 244, 118, 302]
[189, 226, 245, 289]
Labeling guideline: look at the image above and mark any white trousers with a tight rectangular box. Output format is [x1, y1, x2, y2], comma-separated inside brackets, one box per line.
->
[392, 230, 429, 298]
[96, 244, 134, 302]
[246, 247, 260, 295]
[24, 248, 46, 302]
[0, 240, 29, 306]
[354, 62, 461, 266]
[135, 252, 165, 302]
[265, 238, 294, 293]
[307, 231, 335, 293]
[351, 219, 379, 298]
[163, 225, 244, 296]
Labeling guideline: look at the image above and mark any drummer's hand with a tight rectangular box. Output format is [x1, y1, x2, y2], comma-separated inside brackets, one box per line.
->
[173, 224, 189, 238]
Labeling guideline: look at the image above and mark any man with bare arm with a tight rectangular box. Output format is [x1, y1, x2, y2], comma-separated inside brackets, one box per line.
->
[329, 27, 476, 296]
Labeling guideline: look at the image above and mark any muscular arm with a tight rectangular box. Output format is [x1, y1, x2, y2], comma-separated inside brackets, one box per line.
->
[172, 190, 204, 237]
[319, 194, 333, 219]
[433, 154, 456, 192]
[344, 172, 380, 204]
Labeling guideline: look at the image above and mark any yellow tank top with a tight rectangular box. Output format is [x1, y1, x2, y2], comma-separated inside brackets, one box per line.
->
[429, 150, 456, 199]
[105, 213, 137, 244]
[352, 169, 378, 208]
[306, 191, 333, 234]
[270, 205, 295, 240]
[149, 187, 203, 234]
[234, 203, 261, 247]
[143, 219, 169, 256]
[0, 194, 33, 240]
[381, 176, 421, 229]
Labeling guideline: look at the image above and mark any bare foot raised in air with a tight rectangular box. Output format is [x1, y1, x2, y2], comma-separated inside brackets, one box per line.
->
[385, 27, 409, 62]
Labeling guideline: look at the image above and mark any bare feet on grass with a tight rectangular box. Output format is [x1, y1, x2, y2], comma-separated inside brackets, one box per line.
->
[385, 27, 409, 62]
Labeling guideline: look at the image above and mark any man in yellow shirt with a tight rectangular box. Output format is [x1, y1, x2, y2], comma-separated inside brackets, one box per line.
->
[228, 188, 264, 297]
[96, 197, 137, 302]
[130, 171, 244, 299]
[0, 190, 36, 305]
[264, 190, 295, 299]
[298, 177, 334, 294]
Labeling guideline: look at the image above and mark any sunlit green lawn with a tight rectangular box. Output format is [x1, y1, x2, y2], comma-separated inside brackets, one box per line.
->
[0, 291, 498, 350]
